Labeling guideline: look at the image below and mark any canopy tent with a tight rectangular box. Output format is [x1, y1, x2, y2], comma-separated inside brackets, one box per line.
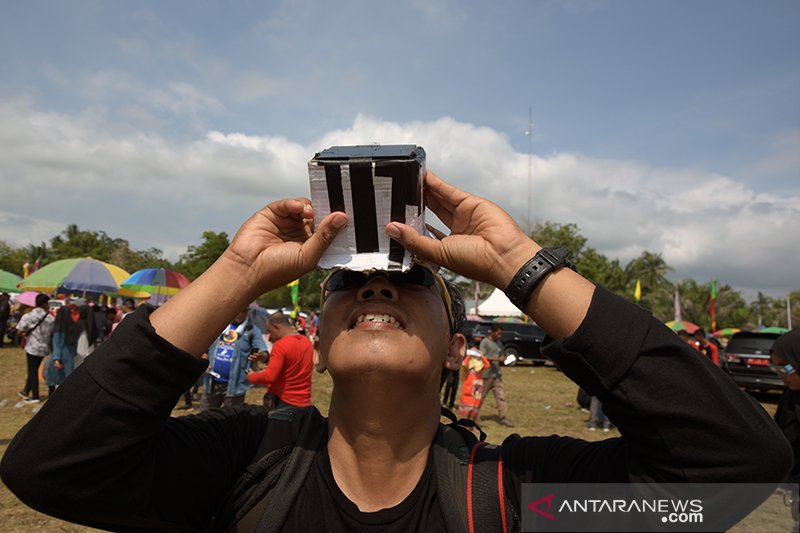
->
[476, 288, 525, 318]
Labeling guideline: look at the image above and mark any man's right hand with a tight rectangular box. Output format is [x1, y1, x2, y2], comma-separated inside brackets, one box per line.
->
[223, 198, 348, 296]
[151, 199, 347, 357]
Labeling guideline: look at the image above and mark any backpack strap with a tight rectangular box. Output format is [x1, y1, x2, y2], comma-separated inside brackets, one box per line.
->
[468, 442, 508, 533]
[436, 407, 519, 533]
[206, 405, 326, 533]
[239, 405, 327, 533]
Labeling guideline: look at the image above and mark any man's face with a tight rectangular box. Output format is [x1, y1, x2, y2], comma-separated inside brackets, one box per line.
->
[770, 353, 800, 391]
[318, 272, 455, 388]
[233, 309, 248, 324]
[491, 328, 503, 341]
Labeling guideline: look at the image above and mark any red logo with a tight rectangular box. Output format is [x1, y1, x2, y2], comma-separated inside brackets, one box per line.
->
[528, 493, 556, 520]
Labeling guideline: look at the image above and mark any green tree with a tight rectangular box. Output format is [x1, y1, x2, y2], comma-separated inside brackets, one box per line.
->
[49, 224, 116, 261]
[0, 240, 27, 275]
[577, 248, 626, 294]
[749, 292, 778, 329]
[714, 284, 750, 331]
[530, 221, 587, 263]
[624, 251, 673, 319]
[176, 231, 230, 280]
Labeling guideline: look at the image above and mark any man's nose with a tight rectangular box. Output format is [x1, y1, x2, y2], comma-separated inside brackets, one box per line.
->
[356, 275, 399, 302]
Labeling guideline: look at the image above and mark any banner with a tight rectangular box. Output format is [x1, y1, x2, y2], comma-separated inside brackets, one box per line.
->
[634, 280, 641, 304]
[521, 482, 794, 532]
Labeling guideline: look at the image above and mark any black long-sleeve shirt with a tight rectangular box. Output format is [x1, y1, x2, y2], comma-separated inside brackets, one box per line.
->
[0, 288, 792, 531]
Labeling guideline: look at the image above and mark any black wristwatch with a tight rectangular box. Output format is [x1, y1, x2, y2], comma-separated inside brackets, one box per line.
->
[504, 246, 575, 311]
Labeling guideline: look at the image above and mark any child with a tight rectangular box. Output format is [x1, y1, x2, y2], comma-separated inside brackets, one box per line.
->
[458, 347, 490, 421]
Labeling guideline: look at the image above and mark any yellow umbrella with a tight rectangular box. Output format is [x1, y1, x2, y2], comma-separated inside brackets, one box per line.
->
[20, 257, 130, 295]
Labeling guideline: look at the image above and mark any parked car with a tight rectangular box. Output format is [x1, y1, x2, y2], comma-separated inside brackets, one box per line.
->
[461, 319, 547, 365]
[722, 331, 783, 391]
[460, 319, 492, 346]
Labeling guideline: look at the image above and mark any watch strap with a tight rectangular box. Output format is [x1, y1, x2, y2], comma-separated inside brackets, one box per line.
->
[504, 246, 575, 311]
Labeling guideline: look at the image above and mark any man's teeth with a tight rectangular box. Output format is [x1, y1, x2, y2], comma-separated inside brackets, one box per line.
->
[356, 314, 403, 329]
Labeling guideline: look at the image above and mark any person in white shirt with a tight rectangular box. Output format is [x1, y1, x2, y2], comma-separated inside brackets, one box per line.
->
[16, 293, 55, 403]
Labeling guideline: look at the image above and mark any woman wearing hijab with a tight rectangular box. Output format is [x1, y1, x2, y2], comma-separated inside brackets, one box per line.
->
[771, 327, 800, 530]
[46, 301, 82, 393]
[74, 304, 97, 368]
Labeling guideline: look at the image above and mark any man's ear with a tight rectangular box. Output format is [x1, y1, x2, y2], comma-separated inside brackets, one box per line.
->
[445, 333, 466, 369]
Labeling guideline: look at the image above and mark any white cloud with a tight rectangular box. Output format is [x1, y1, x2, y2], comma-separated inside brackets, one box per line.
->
[1, 100, 798, 297]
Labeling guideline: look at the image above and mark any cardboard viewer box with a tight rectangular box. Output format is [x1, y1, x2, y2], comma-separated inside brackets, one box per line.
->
[308, 144, 426, 271]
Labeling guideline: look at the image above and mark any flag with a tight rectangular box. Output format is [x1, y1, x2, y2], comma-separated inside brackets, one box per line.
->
[287, 279, 300, 318]
[32, 256, 41, 273]
[709, 280, 717, 332]
[634, 280, 641, 303]
[22, 260, 29, 278]
[673, 284, 682, 322]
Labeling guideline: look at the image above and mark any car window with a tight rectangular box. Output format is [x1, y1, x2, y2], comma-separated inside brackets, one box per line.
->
[726, 333, 779, 355]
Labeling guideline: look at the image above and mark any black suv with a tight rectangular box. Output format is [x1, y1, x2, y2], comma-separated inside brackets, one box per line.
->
[722, 331, 783, 391]
[461, 320, 547, 365]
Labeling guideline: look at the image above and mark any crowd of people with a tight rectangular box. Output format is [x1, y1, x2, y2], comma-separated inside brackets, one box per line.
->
[2, 289, 317, 413]
[1, 292, 138, 404]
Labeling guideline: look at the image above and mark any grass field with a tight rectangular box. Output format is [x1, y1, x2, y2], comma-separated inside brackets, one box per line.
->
[0, 344, 791, 532]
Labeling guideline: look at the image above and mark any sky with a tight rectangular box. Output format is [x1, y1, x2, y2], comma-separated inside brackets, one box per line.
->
[1, 0, 798, 299]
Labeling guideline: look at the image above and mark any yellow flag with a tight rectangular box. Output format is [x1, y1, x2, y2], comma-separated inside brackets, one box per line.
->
[287, 279, 300, 316]
[634, 280, 642, 303]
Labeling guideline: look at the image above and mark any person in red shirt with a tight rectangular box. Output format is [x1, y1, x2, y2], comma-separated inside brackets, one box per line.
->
[694, 328, 720, 366]
[248, 312, 313, 408]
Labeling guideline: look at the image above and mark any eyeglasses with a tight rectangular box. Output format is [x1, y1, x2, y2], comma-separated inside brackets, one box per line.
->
[769, 362, 796, 377]
[320, 263, 455, 331]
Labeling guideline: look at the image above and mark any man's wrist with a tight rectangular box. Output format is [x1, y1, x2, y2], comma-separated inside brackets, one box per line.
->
[495, 241, 542, 290]
[504, 247, 576, 312]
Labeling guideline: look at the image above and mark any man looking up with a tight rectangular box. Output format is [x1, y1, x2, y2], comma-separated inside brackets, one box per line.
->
[0, 170, 792, 532]
[248, 312, 314, 409]
[479, 325, 513, 426]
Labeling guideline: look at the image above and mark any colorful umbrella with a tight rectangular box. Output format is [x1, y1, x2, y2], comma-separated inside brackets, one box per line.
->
[19, 258, 130, 295]
[665, 320, 700, 334]
[760, 326, 789, 334]
[120, 268, 191, 297]
[15, 291, 44, 307]
[0, 270, 23, 293]
[493, 316, 524, 323]
[712, 328, 740, 338]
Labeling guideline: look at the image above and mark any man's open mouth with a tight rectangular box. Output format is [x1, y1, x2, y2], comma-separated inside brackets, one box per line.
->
[353, 314, 404, 330]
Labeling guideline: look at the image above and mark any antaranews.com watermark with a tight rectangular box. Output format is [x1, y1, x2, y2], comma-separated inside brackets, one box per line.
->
[521, 483, 796, 532]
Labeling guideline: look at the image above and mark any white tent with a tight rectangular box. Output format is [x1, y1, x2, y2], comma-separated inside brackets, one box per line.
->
[476, 288, 525, 318]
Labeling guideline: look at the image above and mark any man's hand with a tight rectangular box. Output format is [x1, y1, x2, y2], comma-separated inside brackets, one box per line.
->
[151, 200, 347, 356]
[385, 171, 539, 290]
[385, 170, 595, 340]
[224, 198, 348, 295]
[248, 351, 269, 364]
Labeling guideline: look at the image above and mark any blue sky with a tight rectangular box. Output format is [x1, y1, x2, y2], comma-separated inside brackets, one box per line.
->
[1, 0, 798, 298]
